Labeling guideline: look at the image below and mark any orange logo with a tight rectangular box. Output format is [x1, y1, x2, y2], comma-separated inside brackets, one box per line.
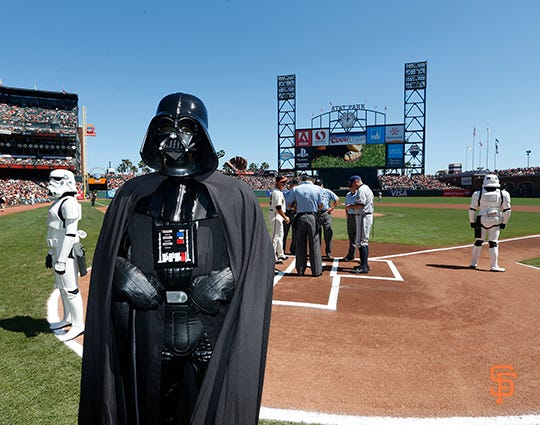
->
[490, 365, 516, 404]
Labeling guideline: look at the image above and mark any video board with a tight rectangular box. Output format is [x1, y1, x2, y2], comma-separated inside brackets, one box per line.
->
[294, 124, 405, 170]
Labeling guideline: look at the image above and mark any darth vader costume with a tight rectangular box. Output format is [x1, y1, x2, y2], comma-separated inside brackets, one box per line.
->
[79, 93, 274, 425]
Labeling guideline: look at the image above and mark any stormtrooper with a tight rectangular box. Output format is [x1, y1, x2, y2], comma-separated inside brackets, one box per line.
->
[46, 169, 85, 341]
[468, 174, 511, 272]
[79, 93, 274, 425]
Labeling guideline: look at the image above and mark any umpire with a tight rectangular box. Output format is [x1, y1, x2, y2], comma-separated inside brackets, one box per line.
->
[314, 178, 339, 259]
[287, 175, 323, 276]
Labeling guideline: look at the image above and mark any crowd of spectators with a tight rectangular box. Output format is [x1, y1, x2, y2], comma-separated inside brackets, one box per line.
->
[0, 103, 77, 136]
[0, 156, 76, 168]
[411, 174, 461, 190]
[494, 167, 539, 176]
[378, 174, 414, 190]
[378, 174, 461, 190]
[107, 175, 133, 190]
[232, 174, 274, 190]
[0, 177, 50, 206]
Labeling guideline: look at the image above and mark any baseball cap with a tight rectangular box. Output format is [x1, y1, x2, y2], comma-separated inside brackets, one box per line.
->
[276, 174, 287, 183]
[348, 175, 361, 186]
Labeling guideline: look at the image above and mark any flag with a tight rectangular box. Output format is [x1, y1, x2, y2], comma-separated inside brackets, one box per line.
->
[467, 145, 471, 151]
[473, 127, 476, 136]
[495, 138, 500, 154]
[479, 140, 483, 147]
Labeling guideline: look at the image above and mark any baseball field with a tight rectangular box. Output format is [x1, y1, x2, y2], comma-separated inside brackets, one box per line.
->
[1, 197, 539, 424]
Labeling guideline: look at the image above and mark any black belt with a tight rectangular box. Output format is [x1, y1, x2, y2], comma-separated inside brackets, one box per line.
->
[365, 212, 373, 215]
[297, 212, 315, 215]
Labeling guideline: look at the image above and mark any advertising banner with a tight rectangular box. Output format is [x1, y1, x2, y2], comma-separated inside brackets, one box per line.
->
[295, 147, 311, 169]
[367, 126, 385, 144]
[386, 143, 404, 168]
[385, 124, 405, 143]
[329, 132, 366, 146]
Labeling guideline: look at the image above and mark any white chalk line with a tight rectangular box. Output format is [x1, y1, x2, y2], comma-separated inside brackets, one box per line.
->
[48, 239, 540, 424]
[259, 407, 540, 425]
[373, 234, 540, 260]
[273, 257, 403, 311]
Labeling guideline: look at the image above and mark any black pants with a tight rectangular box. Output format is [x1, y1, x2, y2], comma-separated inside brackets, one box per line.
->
[317, 211, 333, 256]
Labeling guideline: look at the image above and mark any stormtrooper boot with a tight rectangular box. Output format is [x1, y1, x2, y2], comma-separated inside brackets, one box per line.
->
[58, 290, 85, 341]
[49, 289, 72, 330]
[489, 246, 505, 272]
[469, 244, 482, 269]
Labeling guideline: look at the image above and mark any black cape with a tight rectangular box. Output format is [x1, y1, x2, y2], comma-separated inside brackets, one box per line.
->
[79, 171, 274, 425]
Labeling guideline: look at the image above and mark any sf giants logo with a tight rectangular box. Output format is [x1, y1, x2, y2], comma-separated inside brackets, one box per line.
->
[490, 365, 516, 404]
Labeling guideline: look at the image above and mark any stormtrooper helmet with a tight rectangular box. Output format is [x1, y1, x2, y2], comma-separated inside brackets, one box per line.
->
[48, 169, 77, 198]
[140, 93, 218, 177]
[482, 174, 501, 190]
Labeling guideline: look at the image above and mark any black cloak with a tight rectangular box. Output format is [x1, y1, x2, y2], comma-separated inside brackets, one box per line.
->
[79, 171, 274, 425]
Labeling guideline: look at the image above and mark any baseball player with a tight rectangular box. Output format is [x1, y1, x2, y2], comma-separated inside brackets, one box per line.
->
[346, 175, 374, 274]
[269, 174, 290, 263]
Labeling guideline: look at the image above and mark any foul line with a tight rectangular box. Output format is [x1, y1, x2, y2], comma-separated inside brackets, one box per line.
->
[373, 234, 540, 260]
[259, 407, 540, 425]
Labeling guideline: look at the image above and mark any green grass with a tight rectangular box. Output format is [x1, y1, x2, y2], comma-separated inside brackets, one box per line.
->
[263, 200, 540, 247]
[1, 198, 539, 424]
[0, 203, 104, 425]
[520, 257, 540, 268]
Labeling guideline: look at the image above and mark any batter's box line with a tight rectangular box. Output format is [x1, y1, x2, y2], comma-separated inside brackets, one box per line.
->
[272, 259, 403, 311]
[329, 258, 404, 282]
[272, 275, 341, 311]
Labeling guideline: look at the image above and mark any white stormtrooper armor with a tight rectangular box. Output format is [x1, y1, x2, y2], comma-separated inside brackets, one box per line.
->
[46, 169, 85, 341]
[468, 174, 511, 272]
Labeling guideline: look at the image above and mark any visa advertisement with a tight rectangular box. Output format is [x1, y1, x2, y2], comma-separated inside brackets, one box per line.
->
[295, 124, 405, 169]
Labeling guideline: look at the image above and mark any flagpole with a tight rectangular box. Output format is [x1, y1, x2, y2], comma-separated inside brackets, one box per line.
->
[472, 127, 476, 171]
[478, 140, 483, 169]
[486, 123, 490, 171]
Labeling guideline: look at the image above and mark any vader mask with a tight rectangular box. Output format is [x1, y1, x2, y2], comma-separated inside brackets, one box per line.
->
[140, 93, 219, 177]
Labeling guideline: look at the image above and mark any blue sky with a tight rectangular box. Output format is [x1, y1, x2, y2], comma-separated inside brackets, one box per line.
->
[1, 0, 538, 175]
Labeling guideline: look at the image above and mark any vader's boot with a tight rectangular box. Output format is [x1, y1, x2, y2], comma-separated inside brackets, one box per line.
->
[58, 290, 85, 341]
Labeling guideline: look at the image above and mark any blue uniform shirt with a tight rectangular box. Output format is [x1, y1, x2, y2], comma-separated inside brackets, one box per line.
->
[320, 187, 339, 211]
[289, 181, 322, 213]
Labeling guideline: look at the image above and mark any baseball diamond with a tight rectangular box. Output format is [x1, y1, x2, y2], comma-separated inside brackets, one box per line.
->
[36, 196, 540, 424]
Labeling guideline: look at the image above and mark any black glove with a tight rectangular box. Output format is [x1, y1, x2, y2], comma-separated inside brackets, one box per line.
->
[470, 223, 476, 229]
[190, 267, 235, 315]
[113, 257, 164, 310]
[45, 254, 53, 269]
[500, 223, 506, 229]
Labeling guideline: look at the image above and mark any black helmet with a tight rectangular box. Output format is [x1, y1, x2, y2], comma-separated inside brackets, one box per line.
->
[140, 93, 218, 177]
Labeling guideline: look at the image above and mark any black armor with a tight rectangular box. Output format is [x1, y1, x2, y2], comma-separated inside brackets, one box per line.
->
[117, 94, 234, 423]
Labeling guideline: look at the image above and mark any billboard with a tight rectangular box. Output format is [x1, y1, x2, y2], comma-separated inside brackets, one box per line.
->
[296, 124, 404, 169]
